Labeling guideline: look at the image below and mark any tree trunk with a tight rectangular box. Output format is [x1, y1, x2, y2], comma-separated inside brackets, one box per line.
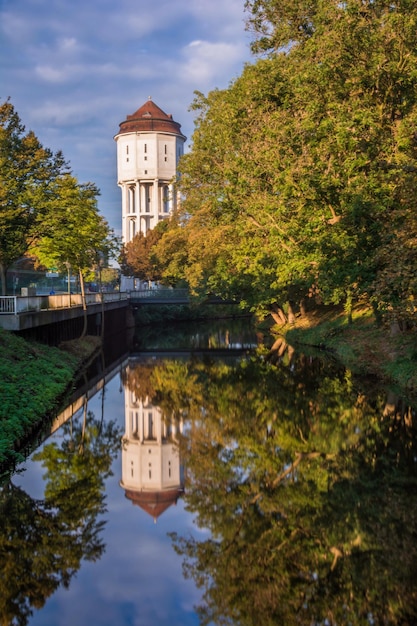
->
[383, 391, 398, 417]
[390, 319, 401, 336]
[287, 301, 296, 325]
[0, 263, 7, 296]
[344, 289, 353, 324]
[270, 304, 287, 326]
[98, 266, 105, 338]
[79, 269, 88, 338]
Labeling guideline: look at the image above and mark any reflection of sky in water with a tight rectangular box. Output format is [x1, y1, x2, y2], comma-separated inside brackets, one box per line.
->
[13, 374, 203, 626]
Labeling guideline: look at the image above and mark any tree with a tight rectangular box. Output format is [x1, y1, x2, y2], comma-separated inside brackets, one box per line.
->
[244, 0, 319, 53]
[29, 174, 119, 336]
[119, 220, 167, 284]
[155, 1, 417, 326]
[0, 99, 68, 295]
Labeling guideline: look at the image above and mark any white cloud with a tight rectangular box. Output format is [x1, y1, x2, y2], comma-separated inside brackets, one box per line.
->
[35, 64, 78, 83]
[31, 100, 94, 126]
[181, 39, 247, 86]
[0, 11, 34, 43]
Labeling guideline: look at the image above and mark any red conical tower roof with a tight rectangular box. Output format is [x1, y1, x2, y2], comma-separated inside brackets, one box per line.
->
[117, 98, 186, 138]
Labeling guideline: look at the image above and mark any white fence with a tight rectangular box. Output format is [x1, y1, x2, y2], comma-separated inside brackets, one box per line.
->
[0, 292, 128, 315]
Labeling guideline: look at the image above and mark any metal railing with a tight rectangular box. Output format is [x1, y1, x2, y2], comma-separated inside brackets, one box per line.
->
[129, 288, 189, 300]
[0, 297, 17, 314]
[0, 291, 129, 315]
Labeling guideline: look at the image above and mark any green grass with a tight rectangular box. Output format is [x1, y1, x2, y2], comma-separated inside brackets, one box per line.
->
[0, 329, 98, 470]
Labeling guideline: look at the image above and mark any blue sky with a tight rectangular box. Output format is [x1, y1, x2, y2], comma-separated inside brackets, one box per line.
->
[0, 0, 254, 237]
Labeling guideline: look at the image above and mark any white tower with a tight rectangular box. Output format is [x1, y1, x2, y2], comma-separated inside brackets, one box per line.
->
[115, 98, 186, 244]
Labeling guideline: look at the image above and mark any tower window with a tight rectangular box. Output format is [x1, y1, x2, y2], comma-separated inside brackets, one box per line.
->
[144, 144, 147, 153]
[164, 144, 167, 154]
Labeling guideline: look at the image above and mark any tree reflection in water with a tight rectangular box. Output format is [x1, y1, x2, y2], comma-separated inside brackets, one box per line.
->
[125, 348, 417, 626]
[0, 413, 121, 626]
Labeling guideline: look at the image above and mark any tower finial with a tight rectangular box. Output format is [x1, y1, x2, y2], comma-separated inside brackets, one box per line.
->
[148, 95, 152, 100]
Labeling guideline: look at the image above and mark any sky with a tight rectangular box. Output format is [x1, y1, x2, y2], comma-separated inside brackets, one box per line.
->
[0, 0, 254, 238]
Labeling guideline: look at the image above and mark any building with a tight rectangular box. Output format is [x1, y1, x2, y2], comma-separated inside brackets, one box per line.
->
[115, 98, 186, 244]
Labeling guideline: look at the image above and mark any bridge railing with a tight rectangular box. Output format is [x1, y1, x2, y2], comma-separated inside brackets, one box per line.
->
[0, 297, 17, 314]
[129, 288, 189, 300]
[0, 291, 129, 315]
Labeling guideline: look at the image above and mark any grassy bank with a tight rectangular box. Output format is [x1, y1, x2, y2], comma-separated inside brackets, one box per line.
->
[0, 329, 101, 470]
[280, 304, 417, 397]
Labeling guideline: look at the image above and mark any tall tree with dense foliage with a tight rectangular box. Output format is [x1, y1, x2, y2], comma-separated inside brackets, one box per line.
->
[29, 173, 118, 336]
[155, 0, 417, 326]
[0, 99, 68, 295]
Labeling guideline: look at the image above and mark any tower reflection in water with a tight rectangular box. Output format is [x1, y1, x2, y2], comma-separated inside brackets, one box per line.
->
[120, 363, 184, 522]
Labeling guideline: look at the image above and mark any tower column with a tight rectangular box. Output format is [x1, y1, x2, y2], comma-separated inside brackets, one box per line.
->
[121, 184, 128, 242]
[153, 179, 159, 222]
[135, 180, 141, 213]
[168, 183, 174, 212]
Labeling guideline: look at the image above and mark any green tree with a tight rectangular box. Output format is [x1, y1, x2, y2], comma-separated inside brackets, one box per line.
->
[156, 1, 417, 326]
[0, 99, 68, 295]
[244, 0, 319, 53]
[29, 174, 119, 336]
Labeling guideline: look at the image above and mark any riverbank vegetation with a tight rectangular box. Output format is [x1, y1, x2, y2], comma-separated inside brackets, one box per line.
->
[0, 329, 100, 471]
[280, 303, 417, 398]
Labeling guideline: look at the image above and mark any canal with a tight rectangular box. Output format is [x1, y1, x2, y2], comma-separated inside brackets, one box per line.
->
[2, 318, 417, 625]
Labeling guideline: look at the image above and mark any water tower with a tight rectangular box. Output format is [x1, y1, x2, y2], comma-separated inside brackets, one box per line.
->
[115, 98, 186, 244]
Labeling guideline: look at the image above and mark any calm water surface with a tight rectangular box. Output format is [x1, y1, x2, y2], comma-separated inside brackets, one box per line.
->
[3, 319, 417, 626]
